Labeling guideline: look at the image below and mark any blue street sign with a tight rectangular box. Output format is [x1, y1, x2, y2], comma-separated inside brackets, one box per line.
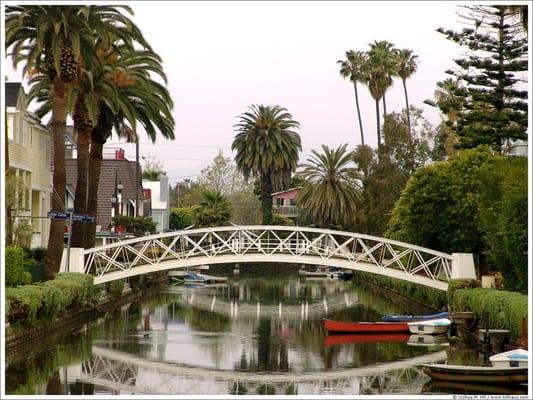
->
[72, 213, 95, 223]
[48, 211, 70, 220]
[82, 215, 95, 223]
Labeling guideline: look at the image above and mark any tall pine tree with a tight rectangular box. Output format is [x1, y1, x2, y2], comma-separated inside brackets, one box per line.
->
[437, 5, 528, 153]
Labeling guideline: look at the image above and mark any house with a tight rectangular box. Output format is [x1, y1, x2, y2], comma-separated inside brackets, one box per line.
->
[271, 187, 301, 219]
[6, 82, 52, 248]
[65, 147, 145, 234]
[509, 140, 528, 157]
[142, 175, 170, 232]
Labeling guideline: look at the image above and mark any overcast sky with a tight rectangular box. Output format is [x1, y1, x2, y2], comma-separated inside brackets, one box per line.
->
[5, 1, 476, 183]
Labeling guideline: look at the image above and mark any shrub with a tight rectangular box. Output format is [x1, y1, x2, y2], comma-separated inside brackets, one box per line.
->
[5, 246, 32, 287]
[272, 213, 295, 226]
[447, 278, 480, 304]
[5, 286, 42, 326]
[106, 279, 125, 298]
[42, 273, 95, 309]
[449, 287, 528, 338]
[169, 207, 196, 230]
[31, 247, 47, 263]
[6, 273, 97, 328]
[110, 215, 157, 235]
[52, 272, 96, 306]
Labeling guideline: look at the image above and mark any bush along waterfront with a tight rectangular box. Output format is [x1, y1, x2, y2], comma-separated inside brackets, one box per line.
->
[352, 271, 447, 310]
[5, 273, 99, 330]
[4, 270, 155, 337]
[447, 280, 528, 339]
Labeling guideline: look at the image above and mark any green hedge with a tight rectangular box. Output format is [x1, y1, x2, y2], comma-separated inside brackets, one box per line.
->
[5, 246, 32, 287]
[449, 287, 528, 338]
[353, 271, 447, 309]
[5, 273, 97, 328]
[447, 278, 480, 304]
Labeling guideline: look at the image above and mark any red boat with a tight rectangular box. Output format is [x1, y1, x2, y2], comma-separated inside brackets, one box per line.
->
[325, 333, 410, 347]
[322, 319, 409, 334]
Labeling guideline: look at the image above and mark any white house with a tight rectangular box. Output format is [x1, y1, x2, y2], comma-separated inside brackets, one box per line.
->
[142, 175, 170, 232]
[6, 82, 52, 248]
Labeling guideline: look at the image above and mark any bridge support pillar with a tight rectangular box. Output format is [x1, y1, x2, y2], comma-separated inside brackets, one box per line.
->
[451, 253, 476, 280]
[60, 247, 85, 273]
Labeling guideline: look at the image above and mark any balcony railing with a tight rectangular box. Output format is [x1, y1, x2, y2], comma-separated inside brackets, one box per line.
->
[273, 205, 299, 217]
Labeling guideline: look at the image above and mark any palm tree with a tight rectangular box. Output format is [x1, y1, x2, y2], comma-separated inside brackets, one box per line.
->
[395, 49, 418, 138]
[368, 41, 397, 119]
[338, 50, 367, 145]
[232, 105, 301, 224]
[195, 190, 233, 228]
[83, 46, 175, 249]
[5, 5, 148, 279]
[297, 144, 362, 228]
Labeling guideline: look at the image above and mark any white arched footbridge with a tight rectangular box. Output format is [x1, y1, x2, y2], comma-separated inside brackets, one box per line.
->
[63, 226, 476, 290]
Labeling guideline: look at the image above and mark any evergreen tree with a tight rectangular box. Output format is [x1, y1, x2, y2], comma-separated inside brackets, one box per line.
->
[437, 5, 528, 153]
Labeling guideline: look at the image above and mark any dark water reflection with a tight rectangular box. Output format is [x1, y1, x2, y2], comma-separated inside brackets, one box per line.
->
[5, 270, 528, 396]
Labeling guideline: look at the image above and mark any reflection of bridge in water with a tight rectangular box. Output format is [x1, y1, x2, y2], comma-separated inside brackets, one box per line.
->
[71, 347, 446, 395]
[166, 286, 361, 318]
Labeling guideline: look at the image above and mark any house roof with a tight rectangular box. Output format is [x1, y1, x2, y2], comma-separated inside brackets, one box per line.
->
[65, 158, 144, 229]
[5, 82, 22, 107]
[271, 187, 302, 196]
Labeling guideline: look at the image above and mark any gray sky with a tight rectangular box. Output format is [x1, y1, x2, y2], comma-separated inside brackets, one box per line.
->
[6, 1, 474, 183]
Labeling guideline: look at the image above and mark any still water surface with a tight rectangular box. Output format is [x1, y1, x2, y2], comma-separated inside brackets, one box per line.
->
[5, 269, 527, 396]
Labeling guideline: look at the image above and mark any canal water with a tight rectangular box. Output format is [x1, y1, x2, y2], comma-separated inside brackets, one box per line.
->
[5, 268, 528, 396]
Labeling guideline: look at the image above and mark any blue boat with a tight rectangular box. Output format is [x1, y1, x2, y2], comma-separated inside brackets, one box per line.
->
[380, 311, 449, 322]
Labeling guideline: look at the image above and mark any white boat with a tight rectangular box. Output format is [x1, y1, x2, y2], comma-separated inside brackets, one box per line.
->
[183, 272, 228, 284]
[489, 349, 528, 368]
[408, 318, 451, 335]
[299, 267, 340, 279]
[407, 334, 449, 347]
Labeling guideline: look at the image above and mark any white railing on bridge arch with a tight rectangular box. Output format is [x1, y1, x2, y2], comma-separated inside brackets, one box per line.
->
[63, 226, 476, 290]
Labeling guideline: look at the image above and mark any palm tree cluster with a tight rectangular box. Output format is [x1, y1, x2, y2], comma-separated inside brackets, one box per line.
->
[6, 5, 175, 279]
[338, 41, 418, 153]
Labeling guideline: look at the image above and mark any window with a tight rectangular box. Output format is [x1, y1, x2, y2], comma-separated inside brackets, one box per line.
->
[290, 198, 297, 206]
[276, 198, 283, 207]
[24, 171, 31, 210]
[7, 114, 14, 140]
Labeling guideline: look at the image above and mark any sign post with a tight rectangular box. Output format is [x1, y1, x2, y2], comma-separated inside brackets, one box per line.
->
[48, 211, 94, 272]
[65, 210, 73, 272]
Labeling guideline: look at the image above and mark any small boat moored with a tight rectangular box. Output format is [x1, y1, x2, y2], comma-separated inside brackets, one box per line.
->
[322, 319, 409, 334]
[422, 363, 528, 384]
[380, 311, 449, 322]
[489, 349, 528, 368]
[408, 318, 451, 335]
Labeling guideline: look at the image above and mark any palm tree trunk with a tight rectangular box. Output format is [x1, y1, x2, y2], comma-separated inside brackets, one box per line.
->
[402, 79, 412, 136]
[260, 174, 273, 225]
[375, 99, 382, 157]
[44, 78, 68, 280]
[382, 95, 387, 119]
[84, 138, 104, 249]
[352, 81, 365, 145]
[71, 128, 90, 248]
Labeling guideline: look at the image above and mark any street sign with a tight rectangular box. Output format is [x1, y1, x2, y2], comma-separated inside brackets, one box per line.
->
[72, 213, 95, 223]
[48, 210, 70, 220]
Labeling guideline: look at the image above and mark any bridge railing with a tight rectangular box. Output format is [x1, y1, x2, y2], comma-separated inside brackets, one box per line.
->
[80, 226, 458, 286]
